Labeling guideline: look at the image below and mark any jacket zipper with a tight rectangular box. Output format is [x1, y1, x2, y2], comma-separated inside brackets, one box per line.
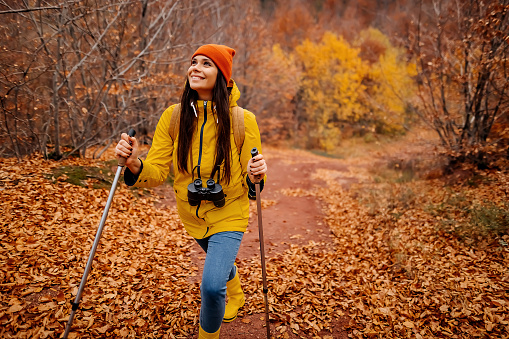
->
[203, 226, 210, 238]
[196, 101, 208, 221]
[197, 101, 207, 179]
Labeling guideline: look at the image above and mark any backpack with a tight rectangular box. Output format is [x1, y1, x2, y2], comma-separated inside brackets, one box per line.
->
[169, 104, 245, 154]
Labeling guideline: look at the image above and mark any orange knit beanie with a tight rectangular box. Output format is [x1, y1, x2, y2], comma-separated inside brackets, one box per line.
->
[192, 44, 236, 84]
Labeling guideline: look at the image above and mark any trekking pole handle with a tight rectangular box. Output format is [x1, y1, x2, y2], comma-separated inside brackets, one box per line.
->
[118, 128, 136, 167]
[250, 148, 263, 181]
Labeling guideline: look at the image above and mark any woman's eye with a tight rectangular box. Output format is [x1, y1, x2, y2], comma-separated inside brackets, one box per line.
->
[204, 61, 211, 66]
[191, 60, 197, 65]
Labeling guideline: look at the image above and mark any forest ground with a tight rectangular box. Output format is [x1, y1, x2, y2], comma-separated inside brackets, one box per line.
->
[1, 128, 508, 339]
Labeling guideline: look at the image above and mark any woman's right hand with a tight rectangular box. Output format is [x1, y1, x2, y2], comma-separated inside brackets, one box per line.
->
[115, 133, 142, 175]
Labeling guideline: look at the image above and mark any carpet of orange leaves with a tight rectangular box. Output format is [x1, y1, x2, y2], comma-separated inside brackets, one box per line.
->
[313, 168, 509, 338]
[1, 145, 508, 338]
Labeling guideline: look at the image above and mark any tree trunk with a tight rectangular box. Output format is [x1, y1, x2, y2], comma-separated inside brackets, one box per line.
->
[52, 54, 61, 159]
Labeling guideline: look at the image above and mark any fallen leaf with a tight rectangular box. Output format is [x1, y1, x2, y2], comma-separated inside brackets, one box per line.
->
[403, 321, 414, 328]
[7, 304, 23, 313]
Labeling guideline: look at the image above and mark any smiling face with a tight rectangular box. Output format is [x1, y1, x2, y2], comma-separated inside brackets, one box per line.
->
[188, 55, 218, 101]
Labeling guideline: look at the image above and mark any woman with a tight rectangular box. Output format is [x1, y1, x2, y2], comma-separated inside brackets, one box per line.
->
[115, 44, 267, 339]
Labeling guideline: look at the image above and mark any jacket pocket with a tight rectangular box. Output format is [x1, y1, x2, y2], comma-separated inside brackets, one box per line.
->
[205, 195, 250, 227]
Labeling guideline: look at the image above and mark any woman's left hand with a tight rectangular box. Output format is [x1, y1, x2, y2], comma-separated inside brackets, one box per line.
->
[247, 154, 267, 183]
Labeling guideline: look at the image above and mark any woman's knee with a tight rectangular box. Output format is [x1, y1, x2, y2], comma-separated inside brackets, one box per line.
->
[201, 280, 226, 301]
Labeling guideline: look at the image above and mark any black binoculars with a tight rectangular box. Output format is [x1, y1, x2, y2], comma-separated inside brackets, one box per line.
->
[187, 178, 225, 208]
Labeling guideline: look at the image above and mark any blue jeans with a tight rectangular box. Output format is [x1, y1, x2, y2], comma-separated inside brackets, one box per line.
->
[194, 231, 243, 333]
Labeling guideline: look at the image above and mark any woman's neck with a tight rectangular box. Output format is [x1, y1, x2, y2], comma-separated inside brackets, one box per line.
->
[197, 90, 212, 101]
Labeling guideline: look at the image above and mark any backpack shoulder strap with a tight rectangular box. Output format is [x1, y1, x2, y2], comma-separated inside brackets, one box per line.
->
[169, 104, 181, 142]
[232, 106, 245, 155]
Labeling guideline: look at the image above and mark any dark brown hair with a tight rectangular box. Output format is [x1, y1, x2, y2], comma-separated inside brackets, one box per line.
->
[176, 71, 232, 184]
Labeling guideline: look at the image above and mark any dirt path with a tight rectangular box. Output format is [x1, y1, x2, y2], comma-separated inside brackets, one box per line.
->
[153, 147, 356, 338]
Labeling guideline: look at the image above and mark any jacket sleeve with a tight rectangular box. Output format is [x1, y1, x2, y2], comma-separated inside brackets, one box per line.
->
[125, 105, 176, 188]
[240, 110, 266, 197]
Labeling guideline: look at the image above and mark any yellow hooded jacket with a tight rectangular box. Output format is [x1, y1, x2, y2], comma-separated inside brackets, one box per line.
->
[125, 80, 264, 239]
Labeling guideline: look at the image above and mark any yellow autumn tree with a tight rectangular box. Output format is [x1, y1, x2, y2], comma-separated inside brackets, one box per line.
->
[356, 28, 417, 135]
[295, 32, 369, 150]
[293, 30, 417, 150]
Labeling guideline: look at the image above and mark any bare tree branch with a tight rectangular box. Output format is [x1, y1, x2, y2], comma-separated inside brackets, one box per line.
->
[0, 6, 61, 15]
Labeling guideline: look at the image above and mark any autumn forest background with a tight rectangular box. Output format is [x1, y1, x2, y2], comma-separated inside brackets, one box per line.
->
[1, 0, 508, 338]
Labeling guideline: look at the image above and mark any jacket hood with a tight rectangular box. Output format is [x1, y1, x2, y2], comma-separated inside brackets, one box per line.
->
[228, 79, 241, 108]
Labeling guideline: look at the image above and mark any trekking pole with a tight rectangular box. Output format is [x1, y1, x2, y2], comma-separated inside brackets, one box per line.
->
[251, 147, 271, 339]
[63, 129, 136, 339]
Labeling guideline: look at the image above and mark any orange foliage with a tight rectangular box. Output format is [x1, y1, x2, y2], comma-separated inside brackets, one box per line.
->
[412, 1, 509, 165]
